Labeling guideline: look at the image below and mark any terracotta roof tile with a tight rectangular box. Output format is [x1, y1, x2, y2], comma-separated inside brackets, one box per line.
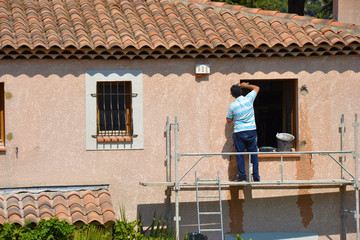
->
[87, 211, 103, 224]
[0, 188, 115, 226]
[70, 204, 86, 216]
[39, 204, 53, 217]
[8, 213, 24, 225]
[274, 12, 296, 19]
[240, 6, 261, 14]
[23, 205, 38, 217]
[103, 210, 117, 224]
[0, 215, 6, 224]
[85, 202, 102, 214]
[0, 0, 358, 55]
[83, 191, 100, 205]
[55, 203, 71, 216]
[71, 211, 88, 224]
[24, 214, 39, 224]
[257, 9, 278, 16]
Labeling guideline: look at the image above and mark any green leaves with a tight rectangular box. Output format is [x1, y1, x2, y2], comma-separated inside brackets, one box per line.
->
[0, 210, 174, 240]
[73, 225, 111, 240]
[212, 0, 332, 18]
[138, 213, 174, 240]
[113, 219, 146, 240]
[214, 0, 288, 12]
[0, 218, 75, 240]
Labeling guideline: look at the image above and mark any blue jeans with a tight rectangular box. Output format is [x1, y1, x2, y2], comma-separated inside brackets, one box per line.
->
[233, 130, 260, 180]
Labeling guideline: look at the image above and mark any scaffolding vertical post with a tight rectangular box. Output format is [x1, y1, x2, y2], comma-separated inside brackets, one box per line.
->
[166, 116, 171, 182]
[340, 114, 347, 240]
[165, 117, 172, 232]
[248, 154, 252, 183]
[340, 114, 346, 179]
[174, 116, 180, 240]
[354, 114, 359, 240]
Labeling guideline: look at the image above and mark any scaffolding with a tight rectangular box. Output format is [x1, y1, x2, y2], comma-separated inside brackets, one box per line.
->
[140, 114, 360, 240]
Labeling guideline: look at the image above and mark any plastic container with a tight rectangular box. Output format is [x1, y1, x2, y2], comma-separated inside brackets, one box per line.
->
[276, 133, 295, 152]
[259, 146, 277, 152]
[187, 232, 208, 240]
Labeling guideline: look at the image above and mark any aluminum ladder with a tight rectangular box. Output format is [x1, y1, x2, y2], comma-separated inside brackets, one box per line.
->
[195, 171, 224, 240]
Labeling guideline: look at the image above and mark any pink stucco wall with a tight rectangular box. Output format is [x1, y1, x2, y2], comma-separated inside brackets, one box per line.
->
[0, 55, 359, 239]
[334, 0, 360, 25]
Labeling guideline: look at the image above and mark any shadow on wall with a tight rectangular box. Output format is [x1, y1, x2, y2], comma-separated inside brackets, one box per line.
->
[138, 190, 357, 240]
[221, 122, 239, 181]
[0, 56, 359, 78]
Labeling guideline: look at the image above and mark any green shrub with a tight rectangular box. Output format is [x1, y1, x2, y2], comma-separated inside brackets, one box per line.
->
[0, 208, 175, 240]
[113, 205, 146, 240]
[36, 218, 75, 239]
[138, 213, 174, 240]
[73, 225, 112, 240]
[0, 218, 75, 240]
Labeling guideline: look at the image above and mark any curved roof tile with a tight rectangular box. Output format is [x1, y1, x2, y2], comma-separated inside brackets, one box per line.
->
[0, 215, 6, 224]
[87, 211, 103, 224]
[39, 204, 54, 217]
[24, 214, 39, 224]
[23, 205, 38, 217]
[0, 188, 115, 226]
[0, 0, 358, 52]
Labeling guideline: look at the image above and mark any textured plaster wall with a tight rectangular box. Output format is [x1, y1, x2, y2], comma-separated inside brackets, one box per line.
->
[0, 55, 359, 239]
[333, 0, 360, 25]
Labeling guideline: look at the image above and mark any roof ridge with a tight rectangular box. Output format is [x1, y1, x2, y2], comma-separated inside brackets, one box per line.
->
[180, 0, 360, 35]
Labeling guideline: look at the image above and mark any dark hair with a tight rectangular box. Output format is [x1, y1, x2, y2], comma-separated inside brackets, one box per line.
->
[230, 85, 242, 98]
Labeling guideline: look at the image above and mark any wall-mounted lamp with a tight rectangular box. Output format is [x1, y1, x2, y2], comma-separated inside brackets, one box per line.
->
[195, 64, 210, 77]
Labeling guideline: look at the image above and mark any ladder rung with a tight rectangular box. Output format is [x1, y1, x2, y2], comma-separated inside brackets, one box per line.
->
[200, 229, 222, 232]
[199, 195, 219, 198]
[199, 212, 221, 215]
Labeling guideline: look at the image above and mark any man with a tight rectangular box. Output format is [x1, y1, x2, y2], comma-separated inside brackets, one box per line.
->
[227, 82, 260, 182]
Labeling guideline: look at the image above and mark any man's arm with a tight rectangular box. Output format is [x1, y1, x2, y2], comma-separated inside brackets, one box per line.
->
[226, 117, 233, 123]
[240, 82, 260, 94]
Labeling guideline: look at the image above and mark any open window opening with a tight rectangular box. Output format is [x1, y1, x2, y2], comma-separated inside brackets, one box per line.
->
[243, 79, 298, 150]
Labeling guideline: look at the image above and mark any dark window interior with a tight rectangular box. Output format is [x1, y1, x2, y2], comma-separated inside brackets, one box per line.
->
[241, 80, 297, 149]
[97, 81, 132, 136]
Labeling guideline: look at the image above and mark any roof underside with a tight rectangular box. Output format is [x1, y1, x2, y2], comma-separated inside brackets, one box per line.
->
[0, 0, 359, 59]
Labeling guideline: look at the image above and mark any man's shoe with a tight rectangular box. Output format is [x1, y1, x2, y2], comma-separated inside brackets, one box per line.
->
[253, 178, 260, 182]
[235, 177, 247, 182]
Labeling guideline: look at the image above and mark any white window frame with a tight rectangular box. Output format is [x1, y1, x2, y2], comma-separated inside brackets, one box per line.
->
[86, 70, 143, 150]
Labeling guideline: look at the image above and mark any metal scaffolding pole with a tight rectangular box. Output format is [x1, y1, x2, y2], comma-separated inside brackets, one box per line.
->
[340, 114, 347, 240]
[157, 116, 359, 240]
[174, 117, 180, 240]
[354, 114, 359, 240]
[166, 116, 171, 183]
[165, 117, 172, 232]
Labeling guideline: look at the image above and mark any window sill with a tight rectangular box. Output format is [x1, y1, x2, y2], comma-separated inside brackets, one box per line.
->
[0, 146, 6, 152]
[97, 136, 133, 143]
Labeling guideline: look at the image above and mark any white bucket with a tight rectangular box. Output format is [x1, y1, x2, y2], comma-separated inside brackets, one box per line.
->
[276, 133, 295, 152]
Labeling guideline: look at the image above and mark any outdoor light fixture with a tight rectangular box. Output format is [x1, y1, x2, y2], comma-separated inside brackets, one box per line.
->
[195, 64, 210, 77]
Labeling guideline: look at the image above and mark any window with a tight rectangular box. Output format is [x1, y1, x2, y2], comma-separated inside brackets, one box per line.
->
[96, 81, 132, 142]
[86, 70, 143, 150]
[243, 80, 297, 149]
[0, 83, 4, 145]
